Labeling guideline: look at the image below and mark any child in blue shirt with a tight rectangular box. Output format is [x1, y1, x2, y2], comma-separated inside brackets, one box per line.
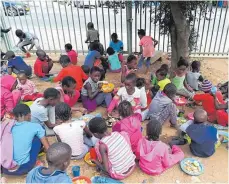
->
[26, 142, 72, 183]
[109, 33, 124, 62]
[107, 47, 121, 73]
[84, 42, 101, 69]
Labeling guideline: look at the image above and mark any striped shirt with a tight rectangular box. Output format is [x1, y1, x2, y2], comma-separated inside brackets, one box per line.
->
[101, 132, 136, 174]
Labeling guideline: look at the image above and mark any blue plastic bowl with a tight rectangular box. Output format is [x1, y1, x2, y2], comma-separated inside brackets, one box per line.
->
[218, 130, 228, 143]
[180, 158, 204, 176]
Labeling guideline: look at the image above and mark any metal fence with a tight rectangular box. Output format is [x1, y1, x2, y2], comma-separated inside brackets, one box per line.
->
[1, 0, 228, 56]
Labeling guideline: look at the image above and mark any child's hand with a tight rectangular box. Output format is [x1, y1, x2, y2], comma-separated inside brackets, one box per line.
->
[98, 83, 103, 89]
[80, 107, 87, 115]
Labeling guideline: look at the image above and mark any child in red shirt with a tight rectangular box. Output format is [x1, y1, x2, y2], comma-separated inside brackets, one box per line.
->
[51, 55, 88, 91]
[34, 50, 53, 78]
[65, 43, 78, 65]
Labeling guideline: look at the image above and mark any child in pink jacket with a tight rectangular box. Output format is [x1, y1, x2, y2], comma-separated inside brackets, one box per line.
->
[136, 119, 184, 175]
[112, 100, 142, 153]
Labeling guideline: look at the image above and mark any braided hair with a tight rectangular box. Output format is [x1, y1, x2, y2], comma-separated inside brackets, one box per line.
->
[55, 102, 72, 122]
[118, 100, 133, 118]
[147, 118, 162, 141]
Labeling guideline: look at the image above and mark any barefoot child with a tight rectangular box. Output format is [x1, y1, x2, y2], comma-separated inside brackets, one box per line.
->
[65, 43, 78, 65]
[136, 119, 184, 175]
[26, 143, 72, 183]
[89, 117, 136, 180]
[81, 66, 112, 112]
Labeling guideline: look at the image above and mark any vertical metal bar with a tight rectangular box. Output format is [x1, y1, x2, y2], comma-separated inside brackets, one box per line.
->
[70, 2, 78, 52]
[126, 1, 132, 53]
[158, 3, 161, 50]
[64, 2, 72, 44]
[108, 4, 111, 36]
[135, 3, 137, 52]
[140, 1, 142, 29]
[120, 2, 123, 42]
[154, 1, 157, 40]
[83, 1, 87, 32]
[167, 32, 169, 53]
[222, 25, 229, 52]
[28, 1, 36, 44]
[193, 8, 197, 30]
[218, 6, 228, 53]
[144, 2, 147, 31]
[95, 0, 99, 32]
[199, 4, 208, 53]
[21, 1, 29, 32]
[149, 1, 152, 36]
[194, 6, 202, 53]
[101, 4, 107, 49]
[208, 1, 218, 53]
[57, 0, 66, 44]
[213, 5, 223, 53]
[15, 3, 23, 30]
[51, 1, 61, 52]
[89, 1, 92, 23]
[114, 0, 117, 33]
[1, 16, 10, 49]
[33, 1, 44, 50]
[76, 2, 85, 54]
[9, 2, 18, 30]
[39, 1, 50, 51]
[203, 4, 213, 52]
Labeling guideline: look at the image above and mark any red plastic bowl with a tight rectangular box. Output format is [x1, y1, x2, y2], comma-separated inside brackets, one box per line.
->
[72, 176, 91, 184]
[174, 97, 187, 106]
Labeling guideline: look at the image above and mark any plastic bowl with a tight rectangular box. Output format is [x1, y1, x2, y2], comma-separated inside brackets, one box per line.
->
[218, 130, 228, 143]
[72, 176, 91, 184]
[180, 158, 204, 176]
[174, 97, 187, 106]
[102, 83, 115, 93]
[84, 152, 96, 167]
[187, 112, 194, 120]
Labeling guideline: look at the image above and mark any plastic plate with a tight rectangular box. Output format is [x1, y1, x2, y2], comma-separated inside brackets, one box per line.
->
[84, 152, 96, 167]
[180, 158, 204, 176]
[101, 83, 115, 93]
[79, 114, 95, 123]
[218, 130, 228, 143]
[72, 176, 91, 184]
[174, 97, 187, 105]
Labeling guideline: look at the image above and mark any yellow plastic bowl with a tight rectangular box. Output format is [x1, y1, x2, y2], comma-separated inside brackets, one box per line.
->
[84, 152, 96, 167]
[101, 83, 115, 93]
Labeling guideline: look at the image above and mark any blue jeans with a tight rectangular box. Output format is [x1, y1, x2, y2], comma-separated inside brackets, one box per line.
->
[91, 176, 123, 183]
[137, 55, 151, 68]
[2, 137, 41, 176]
[95, 92, 112, 107]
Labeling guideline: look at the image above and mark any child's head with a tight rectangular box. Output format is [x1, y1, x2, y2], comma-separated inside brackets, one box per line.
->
[160, 64, 169, 73]
[177, 57, 189, 74]
[136, 78, 146, 89]
[163, 83, 177, 100]
[15, 29, 25, 38]
[59, 55, 71, 68]
[17, 72, 27, 85]
[118, 100, 133, 118]
[64, 43, 72, 52]
[191, 60, 201, 72]
[81, 65, 90, 75]
[55, 102, 72, 122]
[127, 54, 138, 70]
[138, 29, 146, 39]
[193, 109, 207, 124]
[90, 42, 99, 51]
[36, 49, 47, 61]
[4, 51, 15, 60]
[146, 118, 162, 141]
[46, 142, 72, 171]
[13, 104, 31, 122]
[61, 76, 76, 94]
[124, 73, 137, 93]
[43, 88, 60, 106]
[88, 117, 107, 139]
[87, 22, 94, 30]
[156, 68, 167, 81]
[201, 79, 213, 93]
[106, 47, 115, 56]
[111, 33, 118, 42]
[90, 66, 101, 83]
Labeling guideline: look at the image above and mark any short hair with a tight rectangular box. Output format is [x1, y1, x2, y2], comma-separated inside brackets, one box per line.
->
[147, 118, 162, 141]
[65, 43, 72, 50]
[106, 47, 115, 55]
[87, 22, 94, 29]
[55, 102, 71, 121]
[13, 104, 30, 118]
[125, 73, 137, 84]
[191, 60, 201, 70]
[36, 49, 46, 57]
[81, 65, 90, 74]
[43, 88, 60, 99]
[136, 78, 146, 88]
[62, 76, 76, 87]
[111, 33, 118, 40]
[138, 29, 146, 36]
[193, 109, 207, 124]
[160, 64, 169, 73]
[17, 72, 27, 79]
[46, 142, 72, 167]
[118, 100, 133, 118]
[177, 57, 189, 68]
[90, 42, 99, 51]
[88, 117, 107, 134]
[4, 51, 15, 60]
[163, 83, 177, 96]
[59, 55, 71, 66]
[90, 66, 101, 74]
[15, 29, 23, 37]
[156, 68, 167, 77]
[127, 54, 137, 64]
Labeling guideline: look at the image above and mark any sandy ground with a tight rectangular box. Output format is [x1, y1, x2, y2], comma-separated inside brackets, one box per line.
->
[3, 54, 228, 183]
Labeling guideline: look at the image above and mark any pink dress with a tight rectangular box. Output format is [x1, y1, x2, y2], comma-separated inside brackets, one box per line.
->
[112, 113, 142, 153]
[139, 36, 155, 58]
[136, 137, 184, 175]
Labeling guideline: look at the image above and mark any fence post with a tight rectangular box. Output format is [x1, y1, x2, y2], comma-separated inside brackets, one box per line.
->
[126, 1, 132, 53]
[1, 16, 11, 50]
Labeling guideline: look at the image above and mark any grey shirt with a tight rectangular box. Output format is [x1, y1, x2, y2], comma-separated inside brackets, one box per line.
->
[186, 71, 201, 90]
[86, 29, 99, 42]
[81, 77, 98, 96]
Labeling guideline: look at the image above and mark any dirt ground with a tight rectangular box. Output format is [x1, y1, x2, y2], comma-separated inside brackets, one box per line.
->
[3, 54, 228, 183]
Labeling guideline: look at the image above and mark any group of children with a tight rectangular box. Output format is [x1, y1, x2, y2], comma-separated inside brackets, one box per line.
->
[1, 25, 228, 183]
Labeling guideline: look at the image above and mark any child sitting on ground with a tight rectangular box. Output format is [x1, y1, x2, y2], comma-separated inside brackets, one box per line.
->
[106, 47, 121, 73]
[54, 102, 97, 159]
[136, 119, 184, 175]
[193, 80, 225, 125]
[151, 64, 169, 86]
[81, 66, 112, 112]
[81, 65, 90, 76]
[26, 142, 72, 183]
[65, 43, 78, 65]
[112, 101, 142, 153]
[5, 50, 32, 77]
[85, 22, 99, 43]
[121, 54, 138, 83]
[137, 29, 158, 73]
[89, 117, 136, 180]
[109, 33, 124, 62]
[84, 42, 101, 69]
[51, 55, 88, 91]
[186, 60, 204, 91]
[171, 57, 194, 99]
[30, 88, 60, 136]
[1, 60, 8, 76]
[17, 72, 43, 101]
[2, 104, 49, 176]
[34, 50, 53, 78]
